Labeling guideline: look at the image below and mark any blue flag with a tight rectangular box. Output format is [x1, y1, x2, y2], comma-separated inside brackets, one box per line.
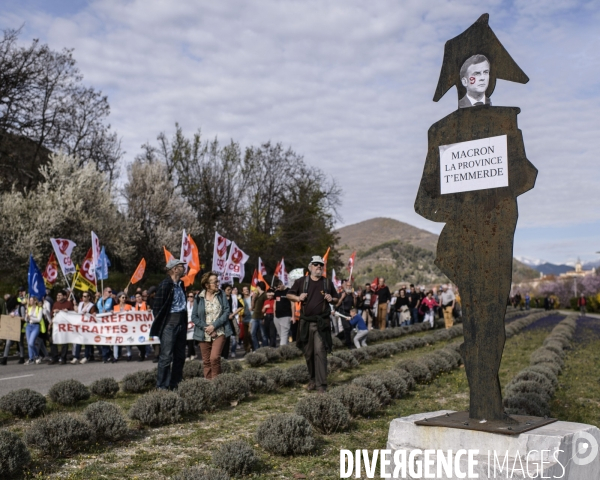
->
[96, 246, 111, 281]
[28, 254, 47, 300]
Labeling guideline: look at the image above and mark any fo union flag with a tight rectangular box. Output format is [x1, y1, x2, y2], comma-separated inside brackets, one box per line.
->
[224, 241, 249, 280]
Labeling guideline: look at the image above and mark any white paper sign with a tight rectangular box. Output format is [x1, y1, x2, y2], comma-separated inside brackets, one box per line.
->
[439, 135, 508, 194]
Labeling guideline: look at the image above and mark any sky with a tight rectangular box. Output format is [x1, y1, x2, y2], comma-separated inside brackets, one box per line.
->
[2, 0, 599, 265]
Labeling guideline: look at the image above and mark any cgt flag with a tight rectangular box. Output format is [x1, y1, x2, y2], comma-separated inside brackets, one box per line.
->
[212, 232, 231, 274]
[50, 238, 76, 276]
[273, 258, 288, 286]
[223, 241, 249, 280]
[91, 231, 101, 270]
[331, 269, 342, 292]
[73, 265, 96, 292]
[347, 251, 356, 273]
[181, 233, 200, 287]
[28, 254, 47, 300]
[80, 248, 97, 289]
[250, 269, 259, 292]
[257, 257, 268, 276]
[42, 252, 59, 288]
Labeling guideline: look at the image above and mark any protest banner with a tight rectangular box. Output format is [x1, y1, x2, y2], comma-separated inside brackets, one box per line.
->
[52, 311, 194, 346]
[0, 315, 22, 342]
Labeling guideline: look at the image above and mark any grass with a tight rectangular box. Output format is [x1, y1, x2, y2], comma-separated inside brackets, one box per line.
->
[5, 312, 596, 479]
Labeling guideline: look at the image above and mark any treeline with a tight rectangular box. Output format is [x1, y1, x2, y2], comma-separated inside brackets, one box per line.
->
[0, 29, 341, 283]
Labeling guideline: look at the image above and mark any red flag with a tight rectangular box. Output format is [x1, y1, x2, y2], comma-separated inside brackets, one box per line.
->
[322, 247, 331, 277]
[42, 252, 59, 287]
[80, 248, 97, 286]
[130, 258, 146, 285]
[371, 277, 379, 292]
[164, 246, 175, 264]
[250, 269, 259, 292]
[347, 251, 356, 272]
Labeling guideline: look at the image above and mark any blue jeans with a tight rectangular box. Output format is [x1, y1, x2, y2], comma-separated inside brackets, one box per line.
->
[410, 307, 419, 325]
[157, 315, 187, 390]
[26, 323, 40, 360]
[74, 344, 94, 360]
[250, 318, 267, 351]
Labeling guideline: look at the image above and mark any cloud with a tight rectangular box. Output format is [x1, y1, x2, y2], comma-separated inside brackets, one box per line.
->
[1, 0, 598, 264]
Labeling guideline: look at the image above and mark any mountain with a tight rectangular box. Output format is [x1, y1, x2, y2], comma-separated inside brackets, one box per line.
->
[533, 263, 573, 276]
[335, 218, 539, 287]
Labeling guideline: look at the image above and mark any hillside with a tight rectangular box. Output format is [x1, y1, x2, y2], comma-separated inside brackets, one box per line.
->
[335, 218, 539, 287]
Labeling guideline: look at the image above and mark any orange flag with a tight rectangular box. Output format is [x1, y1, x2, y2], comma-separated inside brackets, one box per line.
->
[181, 235, 200, 287]
[130, 258, 146, 284]
[250, 269, 259, 292]
[257, 269, 270, 291]
[322, 246, 331, 277]
[164, 246, 175, 264]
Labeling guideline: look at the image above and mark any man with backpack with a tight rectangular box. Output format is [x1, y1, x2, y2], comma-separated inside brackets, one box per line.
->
[287, 255, 339, 393]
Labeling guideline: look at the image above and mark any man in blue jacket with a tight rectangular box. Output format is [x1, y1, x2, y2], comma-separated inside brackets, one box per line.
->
[150, 259, 187, 390]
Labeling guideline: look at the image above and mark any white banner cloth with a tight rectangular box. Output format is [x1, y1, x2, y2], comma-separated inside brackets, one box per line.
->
[52, 311, 194, 345]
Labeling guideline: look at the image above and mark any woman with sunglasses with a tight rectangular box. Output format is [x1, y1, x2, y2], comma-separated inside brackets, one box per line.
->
[191, 271, 231, 379]
[72, 292, 97, 364]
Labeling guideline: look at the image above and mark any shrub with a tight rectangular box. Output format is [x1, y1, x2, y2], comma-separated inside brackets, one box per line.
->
[505, 381, 552, 402]
[511, 371, 555, 392]
[531, 360, 561, 376]
[327, 355, 349, 373]
[128, 390, 184, 426]
[419, 355, 443, 377]
[173, 466, 230, 480]
[265, 367, 296, 387]
[212, 440, 259, 476]
[122, 370, 156, 393]
[245, 352, 268, 367]
[503, 392, 550, 417]
[330, 384, 380, 418]
[350, 349, 372, 364]
[83, 401, 128, 441]
[182, 360, 205, 379]
[332, 351, 360, 368]
[25, 413, 95, 458]
[378, 371, 409, 399]
[255, 414, 315, 455]
[221, 358, 243, 373]
[352, 376, 391, 406]
[525, 365, 559, 388]
[90, 378, 120, 398]
[287, 364, 311, 384]
[178, 378, 218, 413]
[397, 359, 432, 384]
[295, 393, 349, 434]
[437, 348, 462, 368]
[240, 369, 277, 393]
[279, 344, 303, 360]
[256, 346, 282, 362]
[396, 369, 416, 391]
[0, 388, 46, 417]
[0, 429, 31, 476]
[332, 336, 345, 349]
[48, 379, 90, 406]
[530, 351, 564, 369]
[213, 374, 250, 404]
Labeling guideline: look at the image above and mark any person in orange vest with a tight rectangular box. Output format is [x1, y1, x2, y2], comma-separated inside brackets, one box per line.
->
[133, 292, 148, 361]
[114, 292, 132, 361]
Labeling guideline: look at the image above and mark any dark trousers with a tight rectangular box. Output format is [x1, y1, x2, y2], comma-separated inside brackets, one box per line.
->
[303, 322, 327, 389]
[51, 343, 68, 361]
[157, 314, 187, 390]
[290, 320, 298, 341]
[340, 318, 352, 347]
[242, 321, 252, 352]
[186, 340, 195, 357]
[263, 314, 277, 347]
[222, 336, 230, 359]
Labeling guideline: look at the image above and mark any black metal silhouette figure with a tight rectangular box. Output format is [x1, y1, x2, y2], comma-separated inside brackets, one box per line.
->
[415, 14, 537, 422]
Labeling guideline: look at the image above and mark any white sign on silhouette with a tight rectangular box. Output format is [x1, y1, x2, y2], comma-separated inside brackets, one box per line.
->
[439, 134, 508, 194]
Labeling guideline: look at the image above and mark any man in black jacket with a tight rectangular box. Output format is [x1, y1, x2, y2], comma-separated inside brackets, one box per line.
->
[150, 259, 187, 390]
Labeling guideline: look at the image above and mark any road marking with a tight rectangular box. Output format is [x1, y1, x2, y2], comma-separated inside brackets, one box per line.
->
[0, 374, 34, 381]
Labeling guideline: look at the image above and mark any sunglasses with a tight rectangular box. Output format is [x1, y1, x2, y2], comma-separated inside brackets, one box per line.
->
[311, 263, 324, 267]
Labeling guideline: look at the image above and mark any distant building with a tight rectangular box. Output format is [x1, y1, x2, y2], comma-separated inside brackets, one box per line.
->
[559, 258, 596, 279]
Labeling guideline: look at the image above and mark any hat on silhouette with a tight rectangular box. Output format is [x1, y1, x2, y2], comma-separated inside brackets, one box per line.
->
[433, 13, 529, 102]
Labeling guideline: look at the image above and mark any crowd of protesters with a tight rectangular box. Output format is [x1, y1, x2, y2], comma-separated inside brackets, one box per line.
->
[0, 274, 463, 368]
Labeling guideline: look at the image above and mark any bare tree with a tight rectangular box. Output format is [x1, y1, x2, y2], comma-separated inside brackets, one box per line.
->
[0, 27, 122, 192]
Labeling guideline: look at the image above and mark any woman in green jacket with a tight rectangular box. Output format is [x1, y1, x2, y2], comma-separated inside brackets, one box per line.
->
[191, 271, 231, 379]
